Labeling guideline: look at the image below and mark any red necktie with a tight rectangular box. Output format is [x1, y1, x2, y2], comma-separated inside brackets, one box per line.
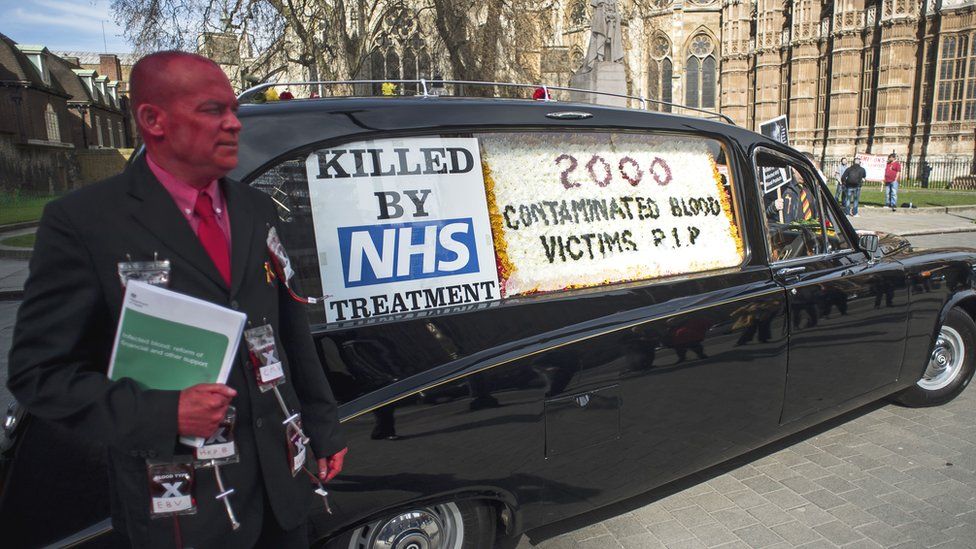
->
[193, 191, 231, 287]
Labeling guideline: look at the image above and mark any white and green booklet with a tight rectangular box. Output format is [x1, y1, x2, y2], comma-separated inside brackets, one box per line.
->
[108, 280, 246, 391]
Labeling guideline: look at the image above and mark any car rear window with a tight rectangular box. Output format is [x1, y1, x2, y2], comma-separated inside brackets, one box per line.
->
[251, 131, 744, 325]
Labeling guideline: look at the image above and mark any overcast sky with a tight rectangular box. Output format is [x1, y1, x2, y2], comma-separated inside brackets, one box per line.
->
[1, 0, 132, 53]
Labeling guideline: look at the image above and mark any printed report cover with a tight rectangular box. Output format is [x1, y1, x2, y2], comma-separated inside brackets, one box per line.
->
[108, 281, 247, 390]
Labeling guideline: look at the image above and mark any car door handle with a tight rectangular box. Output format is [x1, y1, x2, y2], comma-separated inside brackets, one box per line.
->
[775, 266, 807, 277]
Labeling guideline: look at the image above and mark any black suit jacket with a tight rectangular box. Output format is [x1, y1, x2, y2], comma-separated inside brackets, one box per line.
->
[7, 157, 345, 547]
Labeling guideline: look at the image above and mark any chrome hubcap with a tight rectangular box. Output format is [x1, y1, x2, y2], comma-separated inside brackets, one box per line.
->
[919, 325, 966, 391]
[349, 503, 464, 549]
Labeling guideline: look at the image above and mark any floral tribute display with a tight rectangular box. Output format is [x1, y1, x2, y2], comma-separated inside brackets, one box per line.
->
[480, 132, 744, 296]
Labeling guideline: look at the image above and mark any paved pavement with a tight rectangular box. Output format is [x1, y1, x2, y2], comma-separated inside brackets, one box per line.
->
[848, 207, 976, 237]
[0, 259, 28, 296]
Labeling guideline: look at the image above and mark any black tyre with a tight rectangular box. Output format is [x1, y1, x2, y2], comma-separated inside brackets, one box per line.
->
[324, 500, 496, 549]
[895, 308, 976, 407]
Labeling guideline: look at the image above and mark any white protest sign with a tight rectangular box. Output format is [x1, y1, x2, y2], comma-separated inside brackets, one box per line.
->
[305, 137, 499, 323]
[480, 133, 744, 296]
[856, 153, 887, 182]
[759, 115, 791, 193]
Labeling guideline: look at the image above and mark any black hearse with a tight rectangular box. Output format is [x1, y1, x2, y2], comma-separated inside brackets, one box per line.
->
[2, 82, 975, 549]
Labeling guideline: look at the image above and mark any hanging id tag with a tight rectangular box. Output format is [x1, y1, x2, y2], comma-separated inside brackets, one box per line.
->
[118, 259, 171, 288]
[194, 406, 239, 465]
[244, 324, 285, 392]
[286, 421, 307, 477]
[147, 460, 197, 517]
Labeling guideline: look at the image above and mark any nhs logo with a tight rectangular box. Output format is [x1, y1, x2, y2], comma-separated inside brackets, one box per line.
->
[338, 218, 480, 287]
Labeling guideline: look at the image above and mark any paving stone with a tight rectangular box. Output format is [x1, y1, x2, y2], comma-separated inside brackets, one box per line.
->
[711, 542, 751, 549]
[670, 505, 715, 529]
[865, 503, 916, 527]
[794, 540, 838, 549]
[665, 537, 708, 549]
[645, 519, 696, 545]
[787, 504, 837, 528]
[856, 521, 912, 546]
[838, 488, 886, 510]
[691, 522, 740, 547]
[762, 487, 808, 511]
[879, 490, 928, 513]
[618, 532, 666, 549]
[741, 474, 782, 495]
[814, 519, 864, 545]
[710, 508, 760, 531]
[746, 503, 794, 527]
[827, 503, 878, 529]
[692, 491, 736, 513]
[770, 520, 824, 545]
[781, 475, 821, 495]
[732, 524, 785, 548]
[725, 489, 768, 510]
[805, 488, 848, 510]
[894, 520, 952, 548]
[840, 539, 884, 549]
[576, 534, 623, 549]
[792, 462, 833, 480]
[814, 475, 858, 495]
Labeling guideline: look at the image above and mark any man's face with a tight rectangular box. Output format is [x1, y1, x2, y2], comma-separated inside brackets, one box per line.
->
[154, 62, 241, 180]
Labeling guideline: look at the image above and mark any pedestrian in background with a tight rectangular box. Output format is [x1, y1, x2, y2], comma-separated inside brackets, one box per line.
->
[833, 157, 849, 206]
[884, 153, 902, 211]
[842, 157, 867, 217]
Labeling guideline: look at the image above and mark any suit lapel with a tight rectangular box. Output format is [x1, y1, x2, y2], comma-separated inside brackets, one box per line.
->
[222, 178, 257, 299]
[126, 156, 228, 291]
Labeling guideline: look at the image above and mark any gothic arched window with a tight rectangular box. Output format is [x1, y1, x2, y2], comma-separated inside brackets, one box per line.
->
[685, 34, 717, 109]
[365, 7, 436, 95]
[649, 34, 673, 112]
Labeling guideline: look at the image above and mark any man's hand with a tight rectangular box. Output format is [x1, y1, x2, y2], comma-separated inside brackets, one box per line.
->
[177, 383, 237, 437]
[317, 447, 348, 483]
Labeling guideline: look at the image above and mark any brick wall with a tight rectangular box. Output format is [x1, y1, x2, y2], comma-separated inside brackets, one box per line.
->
[76, 148, 132, 185]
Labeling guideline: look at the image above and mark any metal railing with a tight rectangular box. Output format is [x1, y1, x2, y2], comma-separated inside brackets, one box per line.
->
[238, 79, 736, 125]
[821, 158, 976, 190]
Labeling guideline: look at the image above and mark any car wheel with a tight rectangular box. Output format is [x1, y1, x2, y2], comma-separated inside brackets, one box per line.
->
[895, 308, 976, 407]
[326, 501, 496, 549]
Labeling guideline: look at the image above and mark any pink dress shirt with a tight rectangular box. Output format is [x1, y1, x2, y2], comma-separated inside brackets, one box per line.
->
[146, 154, 232, 250]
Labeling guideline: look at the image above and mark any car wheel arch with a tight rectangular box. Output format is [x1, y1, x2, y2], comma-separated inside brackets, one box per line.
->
[317, 488, 521, 546]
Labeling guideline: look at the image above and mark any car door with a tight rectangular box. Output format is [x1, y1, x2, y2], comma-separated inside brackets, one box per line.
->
[754, 148, 910, 423]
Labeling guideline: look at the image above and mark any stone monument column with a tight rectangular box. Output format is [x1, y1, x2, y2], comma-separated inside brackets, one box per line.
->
[569, 0, 628, 107]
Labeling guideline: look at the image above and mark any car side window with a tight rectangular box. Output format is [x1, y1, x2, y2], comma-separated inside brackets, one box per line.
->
[755, 152, 826, 262]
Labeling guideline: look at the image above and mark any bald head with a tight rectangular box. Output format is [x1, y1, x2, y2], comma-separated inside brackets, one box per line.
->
[130, 51, 225, 115]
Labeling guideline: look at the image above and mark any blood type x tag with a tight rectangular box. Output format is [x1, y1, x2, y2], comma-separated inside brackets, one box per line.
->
[286, 421, 306, 477]
[195, 406, 239, 465]
[243, 324, 285, 392]
[147, 460, 196, 517]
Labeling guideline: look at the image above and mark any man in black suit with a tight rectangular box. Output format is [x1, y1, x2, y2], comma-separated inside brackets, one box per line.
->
[7, 51, 346, 548]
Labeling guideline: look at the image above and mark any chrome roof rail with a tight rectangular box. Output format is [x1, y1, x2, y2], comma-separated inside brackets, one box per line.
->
[238, 79, 736, 125]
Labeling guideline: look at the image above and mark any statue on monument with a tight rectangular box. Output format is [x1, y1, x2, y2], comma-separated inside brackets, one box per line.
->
[569, 0, 627, 106]
[582, 0, 624, 72]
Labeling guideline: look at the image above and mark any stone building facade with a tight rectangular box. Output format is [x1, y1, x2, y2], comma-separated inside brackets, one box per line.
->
[224, 0, 975, 166]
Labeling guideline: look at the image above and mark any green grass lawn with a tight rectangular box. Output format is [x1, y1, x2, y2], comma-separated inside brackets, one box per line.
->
[0, 194, 56, 225]
[0, 232, 36, 248]
[857, 188, 976, 208]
